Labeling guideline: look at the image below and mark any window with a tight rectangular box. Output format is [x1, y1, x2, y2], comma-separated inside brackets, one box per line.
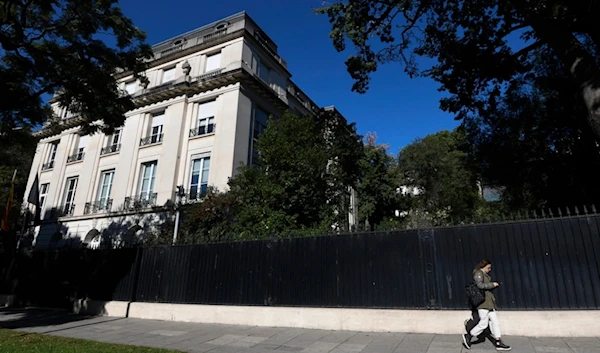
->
[48, 142, 59, 162]
[68, 135, 87, 162]
[193, 100, 215, 136]
[125, 81, 137, 95]
[162, 67, 176, 83]
[205, 52, 221, 72]
[76, 135, 88, 156]
[40, 183, 49, 210]
[43, 142, 59, 170]
[139, 161, 157, 201]
[251, 107, 269, 166]
[97, 170, 115, 210]
[190, 157, 210, 199]
[102, 129, 122, 154]
[62, 177, 78, 216]
[258, 60, 271, 83]
[150, 112, 164, 143]
[110, 129, 122, 146]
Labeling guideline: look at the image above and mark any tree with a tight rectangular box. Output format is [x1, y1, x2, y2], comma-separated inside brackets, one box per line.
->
[0, 128, 37, 250]
[316, 1, 600, 140]
[0, 0, 153, 135]
[462, 45, 600, 210]
[356, 133, 405, 229]
[228, 110, 362, 239]
[398, 129, 481, 224]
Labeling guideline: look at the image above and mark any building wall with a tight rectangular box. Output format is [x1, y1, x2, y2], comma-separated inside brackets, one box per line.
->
[25, 12, 348, 248]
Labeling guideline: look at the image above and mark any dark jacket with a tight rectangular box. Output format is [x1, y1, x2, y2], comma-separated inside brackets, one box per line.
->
[473, 269, 496, 310]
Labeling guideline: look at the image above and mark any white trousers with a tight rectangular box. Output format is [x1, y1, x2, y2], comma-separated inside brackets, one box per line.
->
[470, 309, 502, 339]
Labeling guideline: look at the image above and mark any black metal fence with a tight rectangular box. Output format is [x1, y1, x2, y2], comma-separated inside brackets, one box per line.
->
[2, 213, 599, 310]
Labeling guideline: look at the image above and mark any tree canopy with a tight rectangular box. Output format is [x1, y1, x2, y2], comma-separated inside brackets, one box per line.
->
[356, 133, 405, 229]
[398, 129, 481, 224]
[462, 44, 600, 209]
[176, 110, 363, 243]
[316, 1, 600, 139]
[0, 0, 153, 135]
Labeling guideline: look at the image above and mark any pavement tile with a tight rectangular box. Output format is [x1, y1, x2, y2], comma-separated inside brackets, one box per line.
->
[0, 309, 594, 353]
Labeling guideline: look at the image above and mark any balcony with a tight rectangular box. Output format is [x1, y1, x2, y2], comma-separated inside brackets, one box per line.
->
[84, 199, 113, 214]
[181, 186, 208, 204]
[197, 69, 223, 81]
[189, 124, 215, 138]
[56, 204, 75, 217]
[100, 144, 121, 155]
[124, 193, 157, 211]
[41, 161, 55, 171]
[66, 152, 84, 163]
[140, 134, 163, 147]
[156, 27, 230, 60]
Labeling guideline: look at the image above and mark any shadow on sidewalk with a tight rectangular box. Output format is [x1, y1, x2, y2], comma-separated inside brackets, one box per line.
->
[0, 308, 100, 330]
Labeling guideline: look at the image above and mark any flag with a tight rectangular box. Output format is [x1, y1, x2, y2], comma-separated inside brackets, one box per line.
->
[28, 174, 41, 225]
[1, 170, 16, 232]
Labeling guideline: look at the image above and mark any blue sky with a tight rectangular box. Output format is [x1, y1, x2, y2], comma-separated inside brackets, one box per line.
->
[117, 0, 459, 153]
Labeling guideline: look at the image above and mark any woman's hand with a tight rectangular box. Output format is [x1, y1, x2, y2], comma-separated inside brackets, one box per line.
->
[493, 282, 500, 288]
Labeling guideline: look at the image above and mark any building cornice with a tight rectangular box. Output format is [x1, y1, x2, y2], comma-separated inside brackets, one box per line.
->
[35, 61, 290, 138]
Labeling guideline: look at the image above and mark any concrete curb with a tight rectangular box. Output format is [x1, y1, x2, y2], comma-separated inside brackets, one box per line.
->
[74, 300, 600, 338]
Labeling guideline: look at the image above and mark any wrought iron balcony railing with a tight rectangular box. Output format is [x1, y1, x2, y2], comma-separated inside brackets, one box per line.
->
[123, 193, 157, 211]
[177, 186, 208, 204]
[140, 134, 163, 146]
[100, 144, 121, 155]
[66, 152, 85, 163]
[189, 124, 215, 138]
[84, 199, 113, 214]
[56, 204, 75, 217]
[41, 161, 55, 171]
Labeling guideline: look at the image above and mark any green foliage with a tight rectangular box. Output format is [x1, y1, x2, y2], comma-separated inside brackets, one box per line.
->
[316, 1, 600, 138]
[0, 129, 37, 250]
[178, 188, 238, 243]
[462, 45, 600, 209]
[176, 110, 362, 242]
[399, 129, 481, 224]
[0, 0, 153, 135]
[356, 133, 406, 228]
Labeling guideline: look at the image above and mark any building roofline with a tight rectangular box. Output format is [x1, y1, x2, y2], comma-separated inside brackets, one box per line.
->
[151, 11, 247, 49]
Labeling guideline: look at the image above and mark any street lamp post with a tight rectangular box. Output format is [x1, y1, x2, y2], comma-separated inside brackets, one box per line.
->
[172, 185, 185, 245]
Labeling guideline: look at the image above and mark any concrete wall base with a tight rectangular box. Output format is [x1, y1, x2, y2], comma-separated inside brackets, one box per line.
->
[82, 300, 599, 338]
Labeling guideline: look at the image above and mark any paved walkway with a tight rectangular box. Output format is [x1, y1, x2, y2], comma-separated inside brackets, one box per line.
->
[1, 309, 599, 353]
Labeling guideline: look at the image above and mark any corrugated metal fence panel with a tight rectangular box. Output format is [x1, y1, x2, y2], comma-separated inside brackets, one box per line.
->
[434, 216, 600, 310]
[4, 214, 599, 310]
[129, 230, 425, 308]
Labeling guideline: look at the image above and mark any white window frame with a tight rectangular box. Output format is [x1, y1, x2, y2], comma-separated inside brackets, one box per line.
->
[189, 157, 210, 199]
[150, 113, 164, 144]
[40, 183, 49, 210]
[138, 161, 157, 200]
[97, 170, 115, 210]
[196, 100, 216, 135]
[48, 142, 59, 163]
[62, 176, 78, 214]
[76, 135, 88, 157]
[109, 128, 122, 146]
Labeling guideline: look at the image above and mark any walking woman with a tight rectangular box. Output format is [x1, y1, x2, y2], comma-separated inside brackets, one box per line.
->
[462, 260, 511, 351]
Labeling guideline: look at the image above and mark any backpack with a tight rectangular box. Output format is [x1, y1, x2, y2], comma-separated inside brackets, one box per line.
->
[465, 282, 485, 307]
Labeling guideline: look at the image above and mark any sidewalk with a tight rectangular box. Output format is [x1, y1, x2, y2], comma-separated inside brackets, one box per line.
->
[1, 308, 599, 353]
